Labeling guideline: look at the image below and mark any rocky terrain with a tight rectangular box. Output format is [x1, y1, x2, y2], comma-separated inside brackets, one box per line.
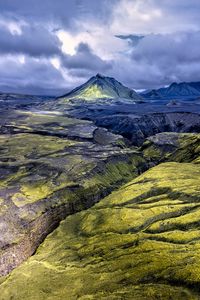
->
[0, 92, 53, 109]
[82, 111, 200, 146]
[0, 109, 146, 276]
[38, 75, 200, 146]
[0, 132, 200, 299]
[0, 75, 200, 299]
[49, 101, 200, 146]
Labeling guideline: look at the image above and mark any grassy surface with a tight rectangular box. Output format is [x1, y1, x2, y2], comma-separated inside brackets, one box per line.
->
[1, 160, 200, 299]
[0, 109, 146, 277]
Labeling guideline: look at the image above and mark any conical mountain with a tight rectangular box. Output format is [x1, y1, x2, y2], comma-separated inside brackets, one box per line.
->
[57, 74, 143, 101]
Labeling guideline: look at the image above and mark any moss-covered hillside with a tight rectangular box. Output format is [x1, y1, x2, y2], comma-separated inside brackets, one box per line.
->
[1, 137, 200, 299]
[0, 110, 146, 276]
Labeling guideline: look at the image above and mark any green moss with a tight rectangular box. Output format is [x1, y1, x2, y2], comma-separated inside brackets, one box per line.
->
[143, 133, 200, 164]
[0, 133, 75, 164]
[17, 110, 86, 126]
[1, 114, 200, 299]
[1, 162, 200, 299]
[143, 144, 163, 160]
[74, 84, 112, 100]
[61, 85, 115, 102]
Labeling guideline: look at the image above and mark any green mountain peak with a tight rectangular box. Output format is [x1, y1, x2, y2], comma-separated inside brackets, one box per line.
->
[57, 74, 143, 102]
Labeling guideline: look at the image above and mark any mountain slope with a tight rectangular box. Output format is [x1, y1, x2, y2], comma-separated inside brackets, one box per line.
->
[143, 81, 200, 100]
[1, 134, 200, 299]
[142, 89, 163, 99]
[57, 74, 143, 101]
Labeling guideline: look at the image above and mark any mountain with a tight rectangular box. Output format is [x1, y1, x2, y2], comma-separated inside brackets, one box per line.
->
[143, 81, 200, 100]
[142, 89, 163, 99]
[57, 74, 143, 101]
[0, 92, 53, 102]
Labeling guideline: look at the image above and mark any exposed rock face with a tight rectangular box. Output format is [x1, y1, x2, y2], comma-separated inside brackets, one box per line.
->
[57, 74, 143, 102]
[0, 110, 146, 276]
[1, 133, 200, 299]
[142, 132, 200, 165]
[47, 98, 200, 146]
[89, 112, 200, 145]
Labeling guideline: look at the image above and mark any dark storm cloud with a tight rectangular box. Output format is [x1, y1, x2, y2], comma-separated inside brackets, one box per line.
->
[0, 56, 66, 95]
[67, 69, 95, 79]
[0, 0, 115, 29]
[0, 25, 62, 57]
[128, 31, 200, 88]
[132, 32, 200, 64]
[61, 43, 112, 73]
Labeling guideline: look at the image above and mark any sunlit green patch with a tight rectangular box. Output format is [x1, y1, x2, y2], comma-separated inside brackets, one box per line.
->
[16, 110, 87, 126]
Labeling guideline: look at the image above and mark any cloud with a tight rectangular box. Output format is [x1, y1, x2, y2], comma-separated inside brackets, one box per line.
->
[61, 43, 112, 73]
[132, 31, 200, 63]
[127, 31, 200, 87]
[103, 30, 200, 90]
[0, 25, 62, 57]
[0, 0, 115, 29]
[0, 56, 66, 95]
[110, 0, 200, 35]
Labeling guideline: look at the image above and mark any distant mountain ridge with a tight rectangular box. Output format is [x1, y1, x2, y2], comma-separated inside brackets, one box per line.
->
[0, 92, 51, 101]
[143, 81, 200, 100]
[57, 74, 143, 101]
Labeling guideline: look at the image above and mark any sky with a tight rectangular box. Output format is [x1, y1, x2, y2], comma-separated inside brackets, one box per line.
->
[0, 0, 200, 95]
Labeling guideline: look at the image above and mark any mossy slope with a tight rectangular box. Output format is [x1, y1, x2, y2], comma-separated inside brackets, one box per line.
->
[1, 110, 200, 299]
[0, 110, 145, 276]
[142, 132, 200, 164]
[1, 160, 200, 299]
